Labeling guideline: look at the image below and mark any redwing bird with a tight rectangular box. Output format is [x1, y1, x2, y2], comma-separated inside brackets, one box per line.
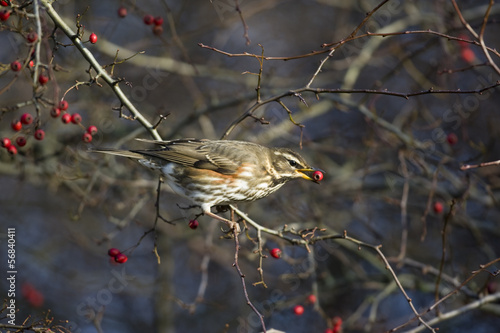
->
[93, 138, 322, 229]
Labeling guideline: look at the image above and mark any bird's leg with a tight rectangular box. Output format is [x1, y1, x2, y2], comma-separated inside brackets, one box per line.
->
[203, 210, 241, 234]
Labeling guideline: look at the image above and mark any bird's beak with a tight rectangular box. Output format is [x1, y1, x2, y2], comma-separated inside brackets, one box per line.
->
[297, 168, 315, 180]
[296, 168, 324, 184]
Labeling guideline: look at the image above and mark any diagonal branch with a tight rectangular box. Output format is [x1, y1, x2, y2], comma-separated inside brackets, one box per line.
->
[40, 0, 162, 140]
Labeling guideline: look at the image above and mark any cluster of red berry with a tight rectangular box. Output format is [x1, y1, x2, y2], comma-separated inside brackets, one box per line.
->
[2, 112, 37, 155]
[52, 100, 98, 143]
[2, 3, 100, 152]
[107, 248, 128, 264]
[2, 99, 98, 155]
[3, 4, 45, 82]
[268, 247, 342, 332]
[115, 6, 164, 36]
[1, 2, 39, 47]
[326, 316, 343, 333]
[291, 294, 317, 316]
[290, 295, 342, 332]
[143, 13, 164, 36]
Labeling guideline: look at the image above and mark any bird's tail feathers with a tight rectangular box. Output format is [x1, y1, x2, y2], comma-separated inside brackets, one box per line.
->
[134, 138, 168, 145]
[90, 148, 145, 160]
[134, 138, 201, 145]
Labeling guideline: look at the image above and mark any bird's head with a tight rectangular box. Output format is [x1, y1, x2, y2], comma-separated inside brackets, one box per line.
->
[270, 148, 323, 183]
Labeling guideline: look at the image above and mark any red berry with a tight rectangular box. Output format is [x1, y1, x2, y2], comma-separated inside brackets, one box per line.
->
[71, 113, 82, 124]
[461, 48, 475, 64]
[143, 14, 154, 25]
[270, 248, 282, 259]
[89, 33, 97, 44]
[87, 125, 98, 135]
[29, 60, 34, 68]
[38, 74, 49, 85]
[1, 137, 12, 148]
[293, 305, 304, 316]
[34, 129, 45, 141]
[153, 25, 163, 36]
[117, 6, 127, 18]
[188, 219, 199, 229]
[154, 16, 163, 26]
[10, 60, 21, 72]
[433, 201, 443, 214]
[82, 132, 92, 143]
[115, 253, 128, 263]
[108, 248, 121, 257]
[332, 316, 343, 332]
[11, 119, 22, 131]
[0, 1, 8, 6]
[7, 145, 17, 155]
[446, 133, 458, 145]
[61, 113, 71, 124]
[0, 9, 10, 21]
[59, 100, 69, 111]
[21, 113, 33, 125]
[312, 170, 324, 182]
[51, 107, 61, 118]
[27, 31, 38, 43]
[16, 136, 26, 147]
[307, 294, 316, 304]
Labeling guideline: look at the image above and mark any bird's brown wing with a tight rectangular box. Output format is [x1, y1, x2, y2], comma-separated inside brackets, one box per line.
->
[132, 139, 240, 174]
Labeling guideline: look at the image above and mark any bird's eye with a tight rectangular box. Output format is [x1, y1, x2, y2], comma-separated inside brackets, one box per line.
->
[288, 159, 298, 167]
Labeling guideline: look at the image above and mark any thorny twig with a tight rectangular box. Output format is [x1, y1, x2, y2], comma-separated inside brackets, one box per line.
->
[232, 226, 267, 332]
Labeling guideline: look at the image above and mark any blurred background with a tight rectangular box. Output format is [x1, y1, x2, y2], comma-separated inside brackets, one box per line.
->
[1, 0, 500, 332]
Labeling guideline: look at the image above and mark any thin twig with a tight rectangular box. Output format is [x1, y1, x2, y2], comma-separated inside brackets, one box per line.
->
[420, 166, 441, 241]
[230, 204, 322, 246]
[252, 227, 268, 288]
[187, 222, 216, 313]
[405, 292, 500, 333]
[234, 0, 251, 45]
[32, 0, 42, 87]
[201, 27, 500, 62]
[477, 0, 500, 75]
[344, 233, 436, 332]
[306, 48, 335, 88]
[434, 200, 456, 315]
[230, 204, 435, 331]
[451, 0, 479, 39]
[396, 150, 409, 261]
[220, 82, 500, 139]
[390, 257, 500, 332]
[232, 228, 267, 332]
[256, 45, 264, 103]
[461, 159, 500, 170]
